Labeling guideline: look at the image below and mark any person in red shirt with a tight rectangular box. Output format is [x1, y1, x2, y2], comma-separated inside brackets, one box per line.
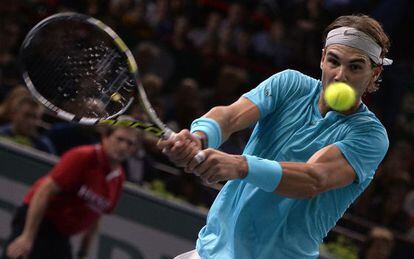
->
[2, 125, 140, 259]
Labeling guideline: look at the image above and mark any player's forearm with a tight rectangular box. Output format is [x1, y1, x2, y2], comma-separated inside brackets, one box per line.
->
[203, 100, 259, 142]
[274, 162, 326, 199]
[22, 185, 53, 240]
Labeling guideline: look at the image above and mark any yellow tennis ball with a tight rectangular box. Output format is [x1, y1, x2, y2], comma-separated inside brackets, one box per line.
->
[111, 92, 121, 102]
[324, 82, 356, 111]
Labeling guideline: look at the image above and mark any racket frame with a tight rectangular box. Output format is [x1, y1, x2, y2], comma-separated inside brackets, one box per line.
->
[20, 12, 171, 138]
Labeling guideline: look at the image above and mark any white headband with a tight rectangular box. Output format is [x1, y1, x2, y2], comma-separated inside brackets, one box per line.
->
[325, 27, 393, 66]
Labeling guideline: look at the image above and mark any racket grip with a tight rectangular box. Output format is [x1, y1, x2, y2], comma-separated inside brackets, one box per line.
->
[163, 127, 176, 140]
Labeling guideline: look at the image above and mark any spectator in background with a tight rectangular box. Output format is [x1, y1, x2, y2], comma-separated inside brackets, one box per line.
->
[379, 169, 411, 232]
[189, 12, 222, 49]
[217, 25, 233, 61]
[162, 15, 199, 91]
[0, 21, 21, 95]
[353, 140, 413, 232]
[46, 123, 100, 156]
[133, 42, 161, 76]
[360, 227, 394, 259]
[292, 0, 330, 76]
[0, 90, 55, 154]
[221, 3, 246, 36]
[403, 190, 414, 238]
[234, 30, 254, 64]
[192, 12, 222, 87]
[206, 65, 248, 107]
[0, 85, 29, 125]
[142, 73, 164, 105]
[165, 78, 205, 131]
[252, 18, 292, 69]
[118, 0, 153, 44]
[216, 3, 248, 64]
[1, 123, 139, 259]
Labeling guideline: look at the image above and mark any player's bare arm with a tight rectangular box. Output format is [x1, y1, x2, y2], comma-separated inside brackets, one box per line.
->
[186, 144, 355, 197]
[196, 97, 260, 142]
[158, 97, 260, 168]
[276, 144, 356, 198]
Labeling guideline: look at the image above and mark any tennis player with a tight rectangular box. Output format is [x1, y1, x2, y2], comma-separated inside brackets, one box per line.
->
[2, 124, 139, 259]
[158, 14, 391, 258]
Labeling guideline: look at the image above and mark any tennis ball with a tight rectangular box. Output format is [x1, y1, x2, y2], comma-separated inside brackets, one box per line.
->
[111, 92, 121, 102]
[324, 82, 356, 111]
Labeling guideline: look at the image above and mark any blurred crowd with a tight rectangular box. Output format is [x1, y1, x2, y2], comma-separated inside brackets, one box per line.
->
[1, 0, 414, 257]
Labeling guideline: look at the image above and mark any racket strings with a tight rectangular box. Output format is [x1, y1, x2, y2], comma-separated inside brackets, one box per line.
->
[21, 16, 136, 119]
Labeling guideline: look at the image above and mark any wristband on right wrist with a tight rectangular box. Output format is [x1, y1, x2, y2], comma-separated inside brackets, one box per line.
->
[242, 155, 283, 192]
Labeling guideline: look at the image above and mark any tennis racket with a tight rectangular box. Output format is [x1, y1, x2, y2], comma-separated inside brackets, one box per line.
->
[19, 12, 172, 139]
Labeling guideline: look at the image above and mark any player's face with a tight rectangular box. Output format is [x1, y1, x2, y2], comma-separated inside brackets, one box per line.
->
[320, 44, 381, 99]
[102, 128, 138, 163]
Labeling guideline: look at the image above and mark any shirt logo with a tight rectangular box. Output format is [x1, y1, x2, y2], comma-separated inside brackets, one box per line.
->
[78, 185, 110, 214]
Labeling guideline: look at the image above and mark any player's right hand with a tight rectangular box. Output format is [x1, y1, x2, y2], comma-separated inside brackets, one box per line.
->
[157, 129, 202, 168]
[6, 234, 33, 259]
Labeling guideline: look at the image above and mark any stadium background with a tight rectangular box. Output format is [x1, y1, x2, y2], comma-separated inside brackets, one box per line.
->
[1, 0, 414, 258]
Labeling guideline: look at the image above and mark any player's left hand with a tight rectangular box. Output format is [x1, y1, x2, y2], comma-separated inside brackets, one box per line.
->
[185, 149, 248, 184]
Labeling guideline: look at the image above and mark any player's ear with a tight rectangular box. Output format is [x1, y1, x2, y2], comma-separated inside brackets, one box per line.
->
[320, 48, 326, 70]
[373, 65, 382, 79]
[370, 65, 382, 85]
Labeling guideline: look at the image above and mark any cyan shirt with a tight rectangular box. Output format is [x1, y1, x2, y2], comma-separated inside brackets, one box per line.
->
[196, 69, 389, 258]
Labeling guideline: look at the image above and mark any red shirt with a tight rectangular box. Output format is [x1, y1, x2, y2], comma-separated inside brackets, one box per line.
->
[24, 145, 125, 236]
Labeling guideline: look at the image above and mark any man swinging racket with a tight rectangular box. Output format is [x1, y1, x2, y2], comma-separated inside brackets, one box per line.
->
[159, 14, 392, 259]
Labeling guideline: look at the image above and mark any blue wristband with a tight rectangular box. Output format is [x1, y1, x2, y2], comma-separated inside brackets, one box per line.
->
[190, 118, 222, 149]
[243, 155, 283, 192]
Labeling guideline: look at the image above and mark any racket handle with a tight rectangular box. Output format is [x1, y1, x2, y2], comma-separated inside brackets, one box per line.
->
[162, 128, 205, 164]
[163, 127, 176, 140]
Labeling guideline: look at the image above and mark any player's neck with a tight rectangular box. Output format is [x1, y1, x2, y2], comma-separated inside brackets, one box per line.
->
[317, 95, 360, 117]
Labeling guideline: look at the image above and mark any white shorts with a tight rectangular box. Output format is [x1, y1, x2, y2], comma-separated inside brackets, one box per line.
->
[173, 249, 201, 259]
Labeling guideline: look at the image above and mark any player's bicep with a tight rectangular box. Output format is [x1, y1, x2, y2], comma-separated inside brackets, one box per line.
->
[308, 144, 356, 191]
[226, 97, 260, 130]
[205, 97, 260, 140]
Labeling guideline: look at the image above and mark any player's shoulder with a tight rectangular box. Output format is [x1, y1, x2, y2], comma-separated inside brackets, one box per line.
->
[265, 69, 320, 98]
[270, 69, 320, 89]
[274, 69, 317, 80]
[348, 105, 388, 136]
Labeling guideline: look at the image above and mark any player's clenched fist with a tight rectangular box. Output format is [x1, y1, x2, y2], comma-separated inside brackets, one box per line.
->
[185, 149, 248, 184]
[157, 129, 202, 168]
